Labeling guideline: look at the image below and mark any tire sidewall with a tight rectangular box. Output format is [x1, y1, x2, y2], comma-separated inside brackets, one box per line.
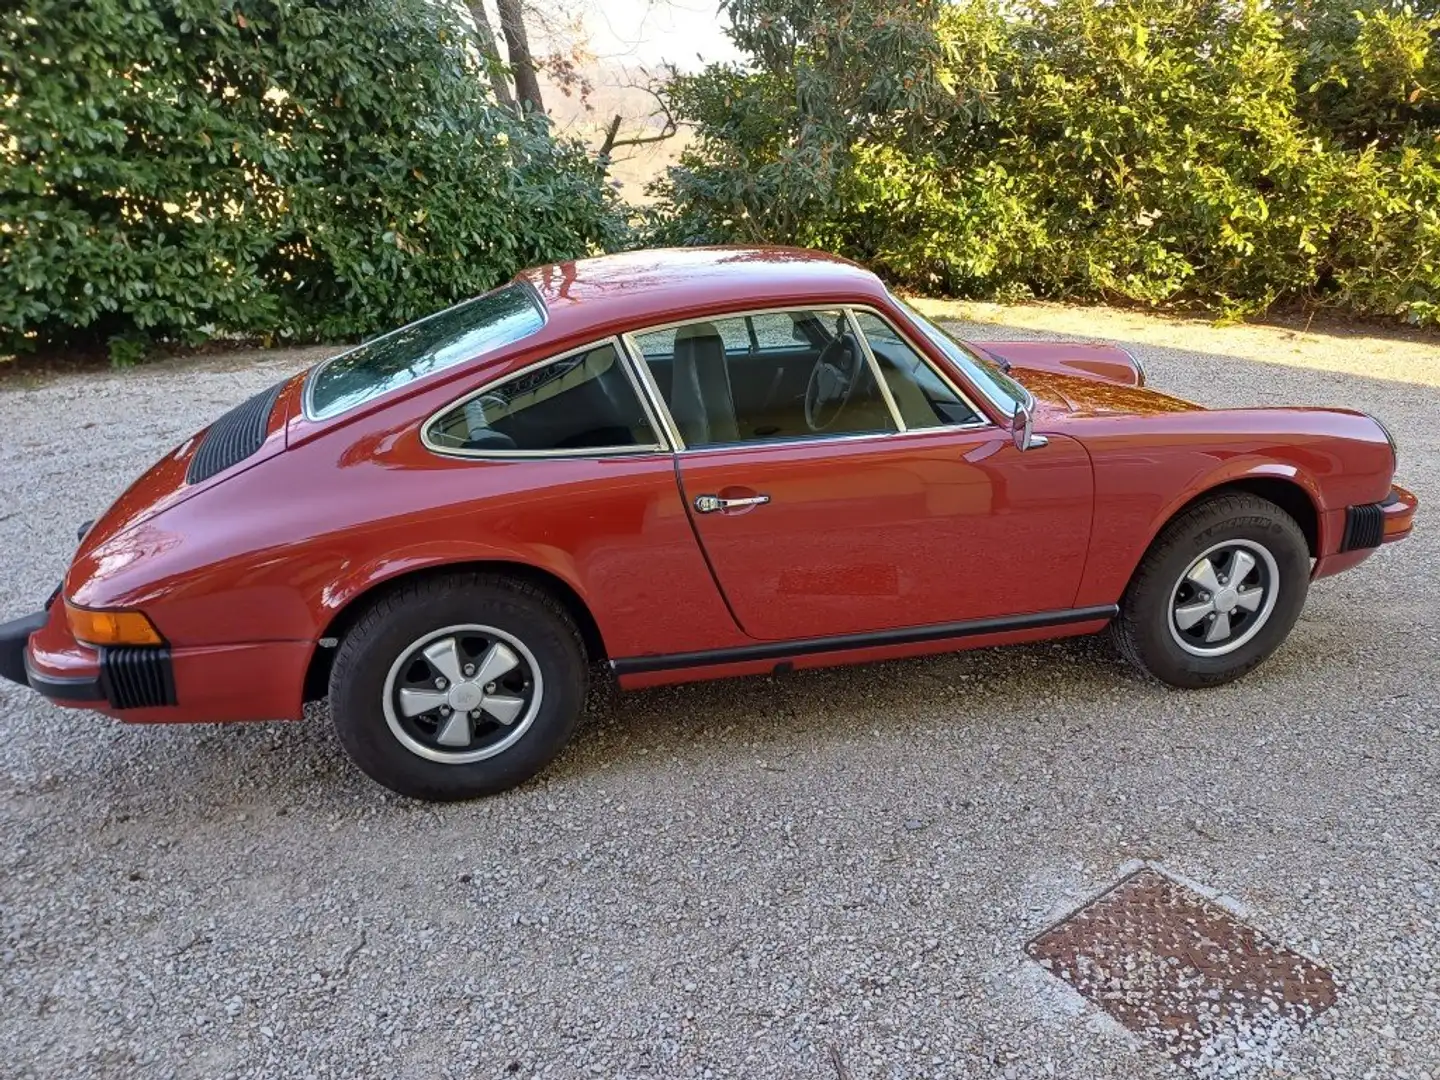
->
[1128, 507, 1309, 687]
[331, 582, 586, 800]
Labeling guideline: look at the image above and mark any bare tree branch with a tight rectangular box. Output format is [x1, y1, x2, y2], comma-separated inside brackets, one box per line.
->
[597, 66, 680, 164]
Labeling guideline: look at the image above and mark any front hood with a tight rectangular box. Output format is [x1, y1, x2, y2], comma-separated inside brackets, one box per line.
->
[1012, 368, 1202, 418]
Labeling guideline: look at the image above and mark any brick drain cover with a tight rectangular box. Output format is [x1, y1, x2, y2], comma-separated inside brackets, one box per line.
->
[1027, 869, 1338, 1071]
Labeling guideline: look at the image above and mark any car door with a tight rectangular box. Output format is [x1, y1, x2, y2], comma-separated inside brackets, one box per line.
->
[626, 307, 1094, 642]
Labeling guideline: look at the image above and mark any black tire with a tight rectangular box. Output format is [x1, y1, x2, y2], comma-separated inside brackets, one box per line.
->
[328, 573, 587, 800]
[1111, 492, 1310, 689]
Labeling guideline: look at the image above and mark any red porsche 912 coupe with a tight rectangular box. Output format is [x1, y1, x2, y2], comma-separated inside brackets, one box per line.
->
[0, 247, 1417, 799]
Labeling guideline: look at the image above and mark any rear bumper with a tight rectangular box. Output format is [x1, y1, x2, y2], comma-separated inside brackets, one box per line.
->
[0, 610, 49, 691]
[4, 598, 310, 723]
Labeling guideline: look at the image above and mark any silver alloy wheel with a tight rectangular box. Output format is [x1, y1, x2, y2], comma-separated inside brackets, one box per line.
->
[1167, 540, 1281, 658]
[382, 624, 543, 764]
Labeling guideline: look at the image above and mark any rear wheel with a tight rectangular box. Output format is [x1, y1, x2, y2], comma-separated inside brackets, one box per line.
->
[1112, 493, 1310, 688]
[329, 573, 587, 800]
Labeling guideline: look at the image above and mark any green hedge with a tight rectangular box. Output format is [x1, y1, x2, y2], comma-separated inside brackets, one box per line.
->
[1, 0, 628, 360]
[651, 0, 1440, 324]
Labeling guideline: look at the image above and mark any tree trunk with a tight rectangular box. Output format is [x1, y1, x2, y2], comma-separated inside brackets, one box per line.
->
[467, 2, 515, 109]
[495, 0, 544, 114]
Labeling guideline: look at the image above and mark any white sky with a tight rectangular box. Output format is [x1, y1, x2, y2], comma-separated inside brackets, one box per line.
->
[573, 0, 741, 70]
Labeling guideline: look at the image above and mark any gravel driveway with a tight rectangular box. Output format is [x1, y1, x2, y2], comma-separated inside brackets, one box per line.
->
[2, 309, 1436, 1079]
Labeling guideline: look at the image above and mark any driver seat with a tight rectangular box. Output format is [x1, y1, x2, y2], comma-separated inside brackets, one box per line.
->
[669, 322, 739, 446]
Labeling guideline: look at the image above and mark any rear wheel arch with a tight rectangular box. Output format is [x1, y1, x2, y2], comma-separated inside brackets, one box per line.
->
[303, 561, 606, 703]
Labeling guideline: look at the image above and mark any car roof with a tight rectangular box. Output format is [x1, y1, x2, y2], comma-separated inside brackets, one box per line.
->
[514, 246, 890, 343]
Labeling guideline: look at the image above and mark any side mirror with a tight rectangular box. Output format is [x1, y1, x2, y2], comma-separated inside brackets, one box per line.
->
[1011, 400, 1048, 451]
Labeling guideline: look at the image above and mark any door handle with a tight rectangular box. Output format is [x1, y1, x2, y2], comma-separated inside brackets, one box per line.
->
[694, 493, 771, 514]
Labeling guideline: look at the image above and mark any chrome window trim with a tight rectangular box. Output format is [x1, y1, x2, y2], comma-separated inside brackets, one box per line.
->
[305, 281, 550, 423]
[618, 331, 688, 451]
[619, 302, 995, 457]
[844, 307, 907, 434]
[845, 305, 995, 430]
[420, 335, 672, 461]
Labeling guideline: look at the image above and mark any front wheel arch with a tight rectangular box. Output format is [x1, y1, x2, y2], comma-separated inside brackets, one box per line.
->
[1144, 473, 1321, 566]
[302, 561, 607, 704]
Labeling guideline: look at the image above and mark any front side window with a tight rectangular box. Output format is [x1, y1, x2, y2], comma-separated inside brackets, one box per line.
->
[426, 342, 659, 454]
[308, 284, 546, 420]
[890, 295, 1028, 414]
[631, 309, 897, 448]
[851, 311, 982, 428]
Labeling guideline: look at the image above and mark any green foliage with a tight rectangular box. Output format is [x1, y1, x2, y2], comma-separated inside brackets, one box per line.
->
[1, 0, 628, 358]
[653, 0, 1440, 324]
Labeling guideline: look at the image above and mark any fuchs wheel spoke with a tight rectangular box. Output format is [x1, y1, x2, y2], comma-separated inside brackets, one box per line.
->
[1233, 587, 1264, 612]
[1228, 548, 1256, 584]
[481, 693, 526, 726]
[1186, 558, 1222, 594]
[382, 622, 545, 766]
[422, 637, 465, 687]
[474, 642, 520, 687]
[435, 710, 472, 747]
[1174, 600, 1214, 630]
[1168, 538, 1282, 658]
[1204, 611, 1232, 643]
[398, 687, 448, 717]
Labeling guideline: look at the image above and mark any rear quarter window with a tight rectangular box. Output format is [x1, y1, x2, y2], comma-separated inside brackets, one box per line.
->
[306, 284, 546, 420]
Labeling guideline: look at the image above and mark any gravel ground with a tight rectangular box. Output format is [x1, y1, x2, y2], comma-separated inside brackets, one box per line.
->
[1, 309, 1436, 1080]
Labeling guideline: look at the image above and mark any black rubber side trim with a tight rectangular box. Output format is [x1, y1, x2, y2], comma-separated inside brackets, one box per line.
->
[1341, 502, 1384, 552]
[610, 605, 1120, 676]
[100, 646, 177, 709]
[186, 381, 285, 485]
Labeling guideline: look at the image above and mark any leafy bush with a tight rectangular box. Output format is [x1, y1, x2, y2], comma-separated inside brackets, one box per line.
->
[652, 0, 1440, 324]
[0, 0, 628, 359]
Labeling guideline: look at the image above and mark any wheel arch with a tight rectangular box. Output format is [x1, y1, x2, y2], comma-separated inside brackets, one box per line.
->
[1147, 468, 1322, 562]
[302, 560, 607, 703]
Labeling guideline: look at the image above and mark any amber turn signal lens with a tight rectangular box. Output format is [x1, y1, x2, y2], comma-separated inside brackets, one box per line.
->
[65, 603, 164, 647]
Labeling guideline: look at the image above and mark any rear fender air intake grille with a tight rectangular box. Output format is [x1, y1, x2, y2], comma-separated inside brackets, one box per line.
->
[186, 382, 285, 485]
[1341, 502, 1384, 552]
[101, 647, 177, 710]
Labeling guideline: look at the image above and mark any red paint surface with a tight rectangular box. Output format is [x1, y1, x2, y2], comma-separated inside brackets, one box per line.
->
[21, 247, 1415, 722]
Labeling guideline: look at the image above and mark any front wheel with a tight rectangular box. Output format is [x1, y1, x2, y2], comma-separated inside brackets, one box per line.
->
[1112, 492, 1310, 688]
[328, 573, 588, 800]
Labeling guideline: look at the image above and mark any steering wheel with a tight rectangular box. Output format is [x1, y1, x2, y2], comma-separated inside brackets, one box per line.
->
[804, 330, 865, 432]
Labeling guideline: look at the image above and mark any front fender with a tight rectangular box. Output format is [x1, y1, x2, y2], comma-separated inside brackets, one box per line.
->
[1068, 407, 1395, 607]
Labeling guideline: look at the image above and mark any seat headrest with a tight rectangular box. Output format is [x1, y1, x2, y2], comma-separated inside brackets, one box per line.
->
[675, 322, 724, 347]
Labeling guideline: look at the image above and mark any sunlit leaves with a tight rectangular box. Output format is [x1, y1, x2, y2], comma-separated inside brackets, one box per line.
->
[651, 0, 1440, 324]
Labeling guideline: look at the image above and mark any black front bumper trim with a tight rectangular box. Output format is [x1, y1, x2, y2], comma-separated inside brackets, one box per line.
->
[0, 610, 47, 689]
[1341, 501, 1385, 552]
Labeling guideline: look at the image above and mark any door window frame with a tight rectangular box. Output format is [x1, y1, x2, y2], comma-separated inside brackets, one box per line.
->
[617, 303, 994, 454]
[420, 335, 673, 460]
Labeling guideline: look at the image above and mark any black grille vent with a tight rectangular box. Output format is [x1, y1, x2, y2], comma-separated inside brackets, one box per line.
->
[1341, 503, 1384, 552]
[186, 382, 285, 485]
[101, 647, 177, 709]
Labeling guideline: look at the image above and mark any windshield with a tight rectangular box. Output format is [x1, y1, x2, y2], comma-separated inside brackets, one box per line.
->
[891, 296, 1029, 414]
[306, 284, 546, 420]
